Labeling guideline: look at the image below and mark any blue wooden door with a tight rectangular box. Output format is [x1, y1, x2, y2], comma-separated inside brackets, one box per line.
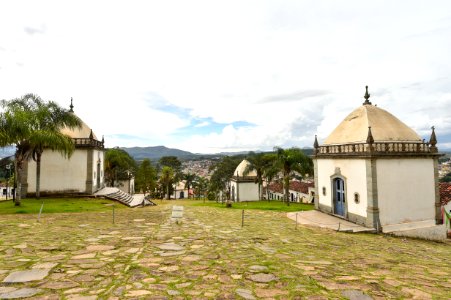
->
[334, 178, 345, 216]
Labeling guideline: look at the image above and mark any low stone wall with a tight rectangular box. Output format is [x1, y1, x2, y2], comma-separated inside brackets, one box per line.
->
[388, 224, 447, 242]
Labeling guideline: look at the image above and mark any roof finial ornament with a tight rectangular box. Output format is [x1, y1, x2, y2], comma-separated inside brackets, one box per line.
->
[363, 85, 372, 105]
[89, 129, 93, 139]
[69, 97, 74, 112]
[366, 126, 374, 144]
[313, 135, 319, 155]
[314, 135, 319, 149]
[429, 126, 437, 153]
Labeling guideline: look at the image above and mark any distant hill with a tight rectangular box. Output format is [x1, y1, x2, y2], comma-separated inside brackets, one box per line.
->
[120, 146, 315, 161]
[121, 146, 199, 161]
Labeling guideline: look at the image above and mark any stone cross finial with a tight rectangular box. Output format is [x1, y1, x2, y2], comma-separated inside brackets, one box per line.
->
[314, 135, 319, 149]
[313, 135, 319, 155]
[429, 126, 437, 153]
[363, 86, 372, 105]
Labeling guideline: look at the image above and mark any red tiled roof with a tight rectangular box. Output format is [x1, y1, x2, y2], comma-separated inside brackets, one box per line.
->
[440, 182, 451, 205]
[266, 181, 314, 194]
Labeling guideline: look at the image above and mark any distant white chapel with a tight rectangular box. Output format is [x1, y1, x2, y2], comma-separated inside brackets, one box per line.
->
[313, 86, 442, 234]
[230, 159, 259, 202]
[21, 99, 105, 197]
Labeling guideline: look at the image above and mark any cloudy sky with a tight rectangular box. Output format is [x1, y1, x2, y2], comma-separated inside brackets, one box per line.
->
[1, 0, 451, 153]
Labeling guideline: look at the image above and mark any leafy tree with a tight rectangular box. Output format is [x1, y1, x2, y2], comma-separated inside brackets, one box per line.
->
[208, 156, 242, 201]
[159, 156, 182, 174]
[262, 153, 278, 201]
[159, 156, 182, 196]
[160, 166, 174, 200]
[440, 172, 451, 183]
[243, 152, 274, 200]
[0, 94, 81, 204]
[184, 172, 196, 199]
[274, 147, 313, 205]
[104, 148, 136, 187]
[193, 176, 209, 200]
[135, 158, 156, 195]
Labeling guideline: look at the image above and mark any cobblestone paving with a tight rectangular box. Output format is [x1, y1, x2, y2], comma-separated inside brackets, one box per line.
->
[0, 202, 450, 299]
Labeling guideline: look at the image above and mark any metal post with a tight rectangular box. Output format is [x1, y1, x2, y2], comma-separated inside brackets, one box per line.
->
[5, 164, 10, 200]
[295, 213, 298, 230]
[241, 209, 244, 228]
[38, 202, 44, 222]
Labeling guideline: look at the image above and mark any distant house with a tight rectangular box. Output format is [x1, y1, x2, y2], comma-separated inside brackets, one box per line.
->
[173, 180, 189, 199]
[117, 176, 135, 195]
[266, 180, 315, 203]
[230, 160, 259, 202]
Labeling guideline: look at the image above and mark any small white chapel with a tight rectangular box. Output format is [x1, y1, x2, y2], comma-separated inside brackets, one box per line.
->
[313, 86, 442, 234]
[21, 99, 105, 197]
[230, 159, 259, 202]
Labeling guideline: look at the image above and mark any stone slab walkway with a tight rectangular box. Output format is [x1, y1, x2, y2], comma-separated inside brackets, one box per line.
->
[0, 203, 449, 299]
[287, 210, 375, 233]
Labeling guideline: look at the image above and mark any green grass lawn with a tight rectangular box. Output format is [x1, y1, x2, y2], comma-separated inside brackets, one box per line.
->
[188, 199, 314, 212]
[0, 197, 125, 214]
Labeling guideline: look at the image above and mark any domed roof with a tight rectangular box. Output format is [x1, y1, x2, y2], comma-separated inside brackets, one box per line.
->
[60, 98, 98, 140]
[60, 118, 98, 140]
[234, 160, 257, 177]
[324, 104, 421, 145]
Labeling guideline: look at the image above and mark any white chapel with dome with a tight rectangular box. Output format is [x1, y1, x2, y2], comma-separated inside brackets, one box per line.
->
[313, 87, 442, 234]
[21, 99, 105, 197]
[230, 159, 259, 202]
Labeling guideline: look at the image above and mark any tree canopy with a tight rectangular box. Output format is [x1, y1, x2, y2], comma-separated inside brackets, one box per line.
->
[208, 156, 242, 200]
[0, 94, 81, 204]
[135, 158, 156, 195]
[104, 148, 136, 187]
[274, 147, 313, 205]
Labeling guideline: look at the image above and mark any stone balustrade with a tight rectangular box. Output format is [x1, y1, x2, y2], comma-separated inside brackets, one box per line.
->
[72, 138, 104, 149]
[315, 141, 434, 156]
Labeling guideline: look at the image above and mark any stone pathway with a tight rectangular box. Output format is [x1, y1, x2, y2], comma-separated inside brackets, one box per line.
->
[0, 203, 450, 299]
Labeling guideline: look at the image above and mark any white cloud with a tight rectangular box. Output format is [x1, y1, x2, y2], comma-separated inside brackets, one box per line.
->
[1, 0, 451, 152]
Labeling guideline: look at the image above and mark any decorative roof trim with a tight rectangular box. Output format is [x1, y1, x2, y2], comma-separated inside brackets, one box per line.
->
[363, 85, 372, 105]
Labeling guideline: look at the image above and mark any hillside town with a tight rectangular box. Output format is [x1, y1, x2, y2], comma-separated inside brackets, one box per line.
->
[1, 2, 451, 299]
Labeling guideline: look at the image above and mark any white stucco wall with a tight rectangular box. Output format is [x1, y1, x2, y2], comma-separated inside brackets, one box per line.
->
[230, 180, 259, 201]
[91, 149, 105, 191]
[27, 150, 88, 193]
[316, 158, 368, 217]
[377, 158, 435, 226]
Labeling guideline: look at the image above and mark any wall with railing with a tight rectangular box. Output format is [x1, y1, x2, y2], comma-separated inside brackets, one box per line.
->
[72, 138, 104, 149]
[315, 141, 434, 156]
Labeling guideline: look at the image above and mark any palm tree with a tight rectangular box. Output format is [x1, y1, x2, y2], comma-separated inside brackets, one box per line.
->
[184, 172, 196, 199]
[0, 94, 81, 204]
[160, 166, 174, 200]
[262, 154, 278, 201]
[243, 152, 272, 200]
[274, 147, 313, 205]
[193, 176, 209, 201]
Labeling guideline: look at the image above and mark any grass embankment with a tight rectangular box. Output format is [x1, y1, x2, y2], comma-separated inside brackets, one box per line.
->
[189, 199, 314, 212]
[0, 197, 124, 214]
[0, 197, 313, 214]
